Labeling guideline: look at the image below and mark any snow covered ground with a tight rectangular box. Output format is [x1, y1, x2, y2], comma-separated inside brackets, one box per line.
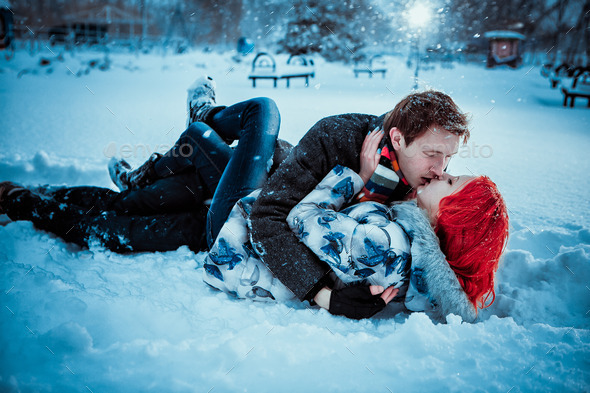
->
[1, 47, 589, 392]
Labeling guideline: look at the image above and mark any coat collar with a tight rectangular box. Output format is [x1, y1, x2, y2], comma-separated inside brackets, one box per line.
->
[389, 201, 477, 323]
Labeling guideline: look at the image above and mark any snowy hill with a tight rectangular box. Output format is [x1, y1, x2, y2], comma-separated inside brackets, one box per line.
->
[1, 47, 589, 392]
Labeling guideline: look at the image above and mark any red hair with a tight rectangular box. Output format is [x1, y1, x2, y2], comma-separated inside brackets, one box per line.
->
[434, 176, 509, 310]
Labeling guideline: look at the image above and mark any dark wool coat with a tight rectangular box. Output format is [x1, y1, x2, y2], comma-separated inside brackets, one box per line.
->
[249, 113, 386, 300]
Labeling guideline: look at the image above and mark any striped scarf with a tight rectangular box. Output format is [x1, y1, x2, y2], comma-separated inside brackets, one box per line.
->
[357, 137, 411, 204]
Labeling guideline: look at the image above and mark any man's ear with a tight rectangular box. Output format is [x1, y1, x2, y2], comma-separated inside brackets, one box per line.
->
[389, 127, 404, 151]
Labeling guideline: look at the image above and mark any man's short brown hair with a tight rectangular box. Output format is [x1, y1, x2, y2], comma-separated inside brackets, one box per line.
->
[383, 90, 470, 146]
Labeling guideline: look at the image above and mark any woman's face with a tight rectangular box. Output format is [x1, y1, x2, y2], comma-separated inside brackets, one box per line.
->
[416, 174, 473, 224]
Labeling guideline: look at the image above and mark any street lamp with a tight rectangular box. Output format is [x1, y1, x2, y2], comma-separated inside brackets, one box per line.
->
[406, 3, 432, 90]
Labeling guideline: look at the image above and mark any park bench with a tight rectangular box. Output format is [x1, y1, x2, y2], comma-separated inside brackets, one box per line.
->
[353, 55, 387, 78]
[540, 63, 553, 78]
[548, 63, 574, 88]
[248, 53, 315, 88]
[561, 70, 590, 107]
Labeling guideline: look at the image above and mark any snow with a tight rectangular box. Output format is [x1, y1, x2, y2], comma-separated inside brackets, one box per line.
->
[1, 47, 589, 392]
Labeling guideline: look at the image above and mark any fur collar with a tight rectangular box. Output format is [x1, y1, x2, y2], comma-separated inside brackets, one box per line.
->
[389, 201, 477, 323]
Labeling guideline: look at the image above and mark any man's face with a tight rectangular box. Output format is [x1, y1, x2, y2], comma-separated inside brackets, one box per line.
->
[389, 124, 460, 189]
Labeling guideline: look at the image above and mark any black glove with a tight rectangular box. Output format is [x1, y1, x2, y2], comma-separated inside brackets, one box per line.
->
[329, 285, 386, 320]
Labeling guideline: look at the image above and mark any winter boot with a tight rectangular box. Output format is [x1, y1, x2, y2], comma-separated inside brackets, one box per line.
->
[0, 181, 26, 214]
[187, 75, 225, 125]
[108, 157, 133, 191]
[109, 153, 162, 191]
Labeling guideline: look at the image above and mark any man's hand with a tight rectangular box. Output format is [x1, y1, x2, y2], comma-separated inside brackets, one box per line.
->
[314, 284, 399, 320]
[359, 128, 384, 184]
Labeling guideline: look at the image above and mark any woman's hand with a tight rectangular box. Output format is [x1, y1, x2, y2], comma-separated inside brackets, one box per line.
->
[370, 285, 399, 303]
[313, 284, 399, 319]
[359, 128, 384, 184]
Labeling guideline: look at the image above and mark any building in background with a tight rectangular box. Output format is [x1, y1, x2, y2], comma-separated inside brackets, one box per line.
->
[484, 30, 526, 69]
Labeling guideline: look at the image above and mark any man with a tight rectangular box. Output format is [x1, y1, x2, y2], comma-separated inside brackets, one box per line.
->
[248, 91, 470, 318]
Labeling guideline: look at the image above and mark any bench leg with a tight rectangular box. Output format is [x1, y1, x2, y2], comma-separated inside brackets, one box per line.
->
[305, 76, 309, 87]
[273, 78, 277, 88]
[570, 96, 575, 108]
[252, 79, 256, 88]
[587, 98, 590, 108]
[563, 94, 568, 107]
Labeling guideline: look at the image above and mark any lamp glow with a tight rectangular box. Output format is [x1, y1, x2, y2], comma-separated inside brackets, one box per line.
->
[406, 3, 433, 90]
[407, 3, 432, 28]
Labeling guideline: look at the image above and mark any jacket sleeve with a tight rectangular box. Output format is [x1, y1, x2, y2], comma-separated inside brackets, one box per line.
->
[287, 165, 365, 225]
[286, 166, 364, 277]
[249, 114, 375, 300]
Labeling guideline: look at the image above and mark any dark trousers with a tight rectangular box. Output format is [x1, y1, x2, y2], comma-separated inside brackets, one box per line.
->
[152, 97, 280, 246]
[4, 186, 207, 252]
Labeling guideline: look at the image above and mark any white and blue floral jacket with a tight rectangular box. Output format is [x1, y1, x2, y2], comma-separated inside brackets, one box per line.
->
[203, 166, 477, 322]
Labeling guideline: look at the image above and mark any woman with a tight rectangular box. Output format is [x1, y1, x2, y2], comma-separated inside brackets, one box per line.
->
[202, 131, 509, 322]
